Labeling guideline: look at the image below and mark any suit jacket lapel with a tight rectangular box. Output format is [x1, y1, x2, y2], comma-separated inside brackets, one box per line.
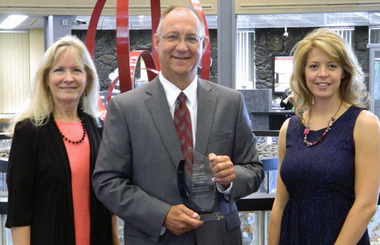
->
[195, 79, 216, 156]
[144, 78, 184, 169]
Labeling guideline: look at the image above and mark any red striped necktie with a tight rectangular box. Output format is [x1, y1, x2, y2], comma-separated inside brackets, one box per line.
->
[174, 92, 193, 174]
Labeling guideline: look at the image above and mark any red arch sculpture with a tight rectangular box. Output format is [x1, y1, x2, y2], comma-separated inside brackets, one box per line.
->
[85, 0, 211, 116]
[104, 50, 159, 108]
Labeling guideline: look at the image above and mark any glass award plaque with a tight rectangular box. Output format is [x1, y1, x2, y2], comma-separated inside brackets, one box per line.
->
[177, 150, 223, 221]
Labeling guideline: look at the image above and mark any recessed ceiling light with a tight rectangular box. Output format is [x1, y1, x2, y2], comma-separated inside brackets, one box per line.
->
[0, 15, 28, 29]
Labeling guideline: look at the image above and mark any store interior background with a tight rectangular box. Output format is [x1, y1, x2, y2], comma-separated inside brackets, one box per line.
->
[1, 0, 380, 244]
[1, 0, 380, 125]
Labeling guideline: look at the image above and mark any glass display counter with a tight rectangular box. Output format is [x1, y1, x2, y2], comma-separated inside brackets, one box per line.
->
[236, 134, 277, 245]
[0, 136, 10, 215]
[0, 135, 11, 244]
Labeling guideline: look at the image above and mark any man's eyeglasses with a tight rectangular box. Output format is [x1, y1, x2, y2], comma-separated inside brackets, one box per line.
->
[159, 34, 204, 46]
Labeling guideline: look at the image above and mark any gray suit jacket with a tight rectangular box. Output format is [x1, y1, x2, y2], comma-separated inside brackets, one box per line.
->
[92, 77, 264, 245]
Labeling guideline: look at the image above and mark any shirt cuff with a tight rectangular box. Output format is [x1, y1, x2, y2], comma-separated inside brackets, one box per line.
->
[216, 182, 233, 194]
[160, 226, 166, 236]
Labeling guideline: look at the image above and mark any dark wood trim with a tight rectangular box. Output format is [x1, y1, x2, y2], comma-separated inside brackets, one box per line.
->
[237, 198, 274, 211]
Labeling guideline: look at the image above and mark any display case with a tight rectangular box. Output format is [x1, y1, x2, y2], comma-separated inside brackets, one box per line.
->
[369, 208, 380, 244]
[0, 134, 10, 215]
[0, 134, 11, 245]
[237, 133, 278, 245]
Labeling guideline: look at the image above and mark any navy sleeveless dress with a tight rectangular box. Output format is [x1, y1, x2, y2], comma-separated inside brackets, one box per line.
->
[279, 106, 369, 244]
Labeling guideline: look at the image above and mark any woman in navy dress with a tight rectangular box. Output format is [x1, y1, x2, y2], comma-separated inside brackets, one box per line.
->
[269, 28, 380, 244]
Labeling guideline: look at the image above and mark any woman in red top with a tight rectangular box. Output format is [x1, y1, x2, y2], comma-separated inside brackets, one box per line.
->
[6, 35, 117, 245]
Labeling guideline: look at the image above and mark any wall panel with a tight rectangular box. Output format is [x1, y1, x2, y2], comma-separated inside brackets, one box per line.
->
[0, 32, 30, 114]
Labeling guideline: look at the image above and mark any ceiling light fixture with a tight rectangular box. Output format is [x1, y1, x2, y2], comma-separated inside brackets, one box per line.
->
[0, 15, 28, 29]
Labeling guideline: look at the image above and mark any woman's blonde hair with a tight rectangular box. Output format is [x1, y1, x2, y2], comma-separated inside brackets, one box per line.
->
[8, 35, 99, 133]
[290, 28, 368, 117]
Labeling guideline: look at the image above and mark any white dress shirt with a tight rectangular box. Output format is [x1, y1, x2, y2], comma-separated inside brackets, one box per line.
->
[159, 72, 197, 147]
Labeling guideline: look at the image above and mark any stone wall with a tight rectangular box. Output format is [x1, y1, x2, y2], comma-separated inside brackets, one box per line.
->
[73, 26, 369, 92]
[254, 27, 369, 91]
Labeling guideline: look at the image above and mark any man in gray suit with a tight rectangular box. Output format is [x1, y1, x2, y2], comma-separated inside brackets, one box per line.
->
[92, 4, 264, 245]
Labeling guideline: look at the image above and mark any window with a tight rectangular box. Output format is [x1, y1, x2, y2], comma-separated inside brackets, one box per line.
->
[0, 32, 30, 114]
[235, 29, 255, 89]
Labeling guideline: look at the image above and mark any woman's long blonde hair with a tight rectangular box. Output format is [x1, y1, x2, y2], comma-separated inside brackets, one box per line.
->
[290, 28, 368, 118]
[7, 35, 100, 133]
